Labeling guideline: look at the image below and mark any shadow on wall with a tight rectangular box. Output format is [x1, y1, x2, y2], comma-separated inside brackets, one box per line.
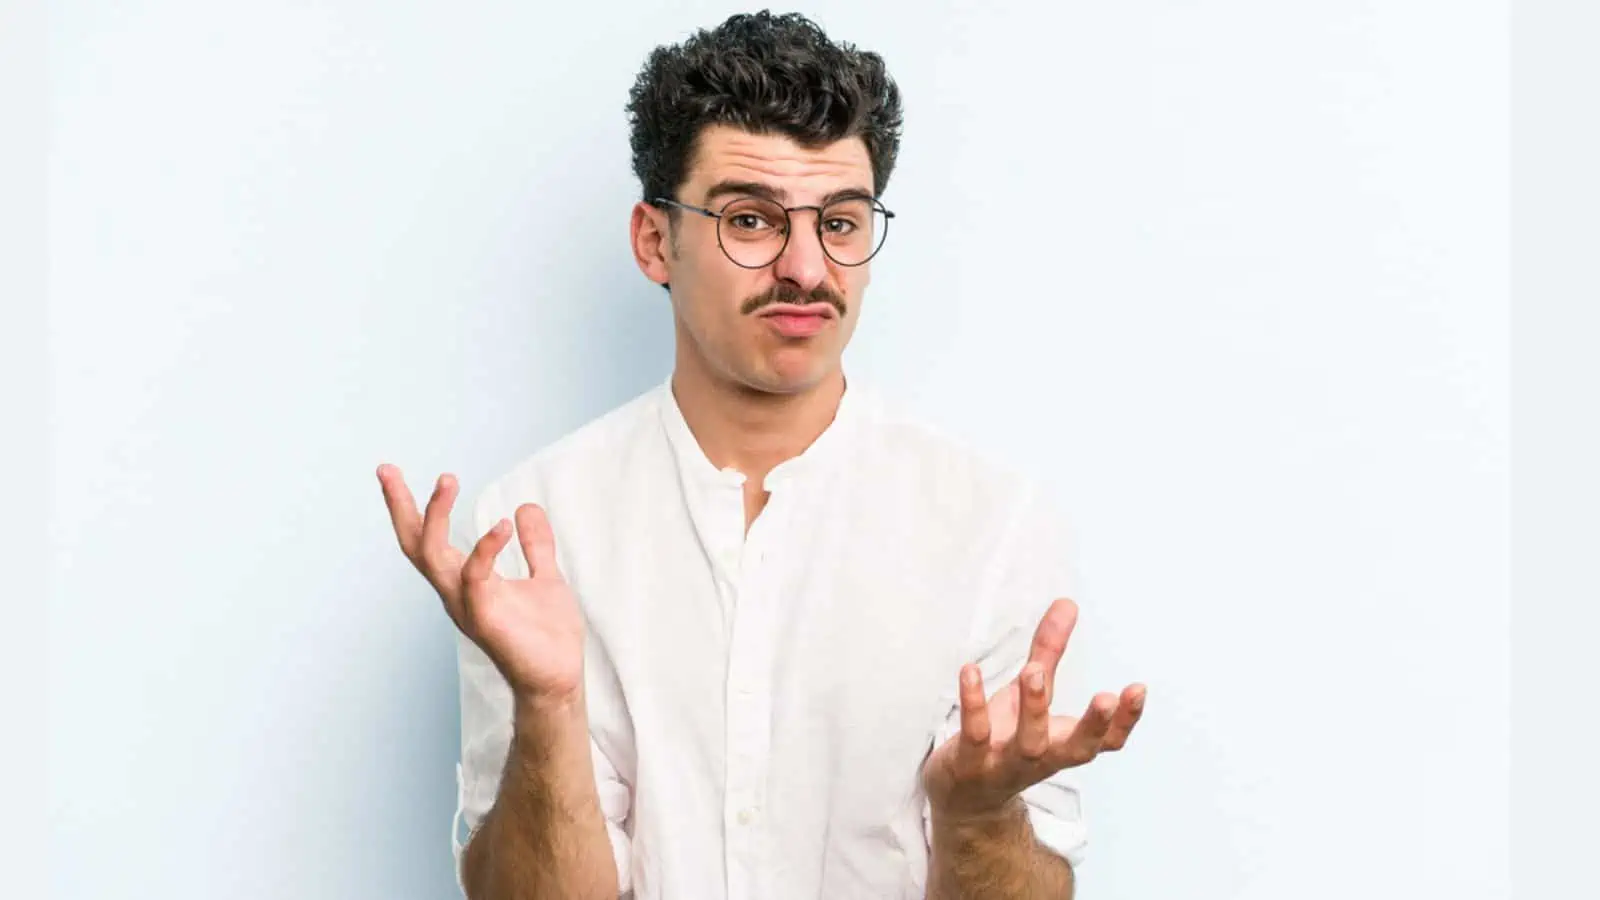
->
[567, 262, 677, 417]
[362, 201, 674, 896]
[495, 186, 676, 445]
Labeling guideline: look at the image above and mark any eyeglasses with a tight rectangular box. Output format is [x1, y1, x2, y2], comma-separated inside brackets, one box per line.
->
[653, 194, 894, 269]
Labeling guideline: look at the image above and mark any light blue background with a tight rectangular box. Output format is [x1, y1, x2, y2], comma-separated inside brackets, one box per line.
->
[47, 2, 1508, 898]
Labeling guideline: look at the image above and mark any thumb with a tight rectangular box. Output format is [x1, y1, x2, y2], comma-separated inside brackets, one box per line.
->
[514, 503, 562, 580]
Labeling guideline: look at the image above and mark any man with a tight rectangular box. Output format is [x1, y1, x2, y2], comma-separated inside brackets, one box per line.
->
[378, 11, 1145, 899]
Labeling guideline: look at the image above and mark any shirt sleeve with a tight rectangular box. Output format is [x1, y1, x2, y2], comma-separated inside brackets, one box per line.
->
[448, 504, 634, 896]
[922, 481, 1091, 869]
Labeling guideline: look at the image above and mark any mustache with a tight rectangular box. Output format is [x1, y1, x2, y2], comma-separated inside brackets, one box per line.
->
[740, 284, 847, 317]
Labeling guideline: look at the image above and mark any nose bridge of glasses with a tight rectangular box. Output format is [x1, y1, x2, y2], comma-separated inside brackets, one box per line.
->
[783, 205, 830, 248]
[767, 206, 828, 278]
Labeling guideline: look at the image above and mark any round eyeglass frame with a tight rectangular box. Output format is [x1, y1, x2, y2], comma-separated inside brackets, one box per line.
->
[652, 194, 895, 269]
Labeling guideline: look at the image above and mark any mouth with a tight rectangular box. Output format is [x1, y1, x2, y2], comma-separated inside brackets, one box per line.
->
[758, 303, 837, 338]
[757, 303, 838, 320]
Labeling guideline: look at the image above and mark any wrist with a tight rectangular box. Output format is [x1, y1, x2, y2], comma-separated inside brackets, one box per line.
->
[930, 794, 1028, 841]
[512, 685, 587, 739]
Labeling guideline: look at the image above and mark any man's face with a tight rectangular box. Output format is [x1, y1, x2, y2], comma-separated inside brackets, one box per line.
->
[634, 124, 877, 396]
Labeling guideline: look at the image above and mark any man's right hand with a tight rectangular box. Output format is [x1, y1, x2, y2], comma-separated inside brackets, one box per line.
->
[377, 465, 585, 711]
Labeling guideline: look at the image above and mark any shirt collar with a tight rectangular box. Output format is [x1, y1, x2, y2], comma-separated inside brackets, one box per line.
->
[657, 373, 869, 493]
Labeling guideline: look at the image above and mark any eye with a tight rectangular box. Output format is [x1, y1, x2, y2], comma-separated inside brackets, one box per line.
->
[729, 213, 781, 233]
[822, 217, 858, 235]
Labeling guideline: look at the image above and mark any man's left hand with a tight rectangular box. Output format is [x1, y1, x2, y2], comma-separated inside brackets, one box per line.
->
[922, 597, 1146, 819]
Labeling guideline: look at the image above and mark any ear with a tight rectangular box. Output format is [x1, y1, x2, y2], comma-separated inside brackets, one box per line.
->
[630, 201, 672, 287]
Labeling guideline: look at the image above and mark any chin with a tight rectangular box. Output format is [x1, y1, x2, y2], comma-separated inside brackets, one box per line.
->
[753, 360, 835, 395]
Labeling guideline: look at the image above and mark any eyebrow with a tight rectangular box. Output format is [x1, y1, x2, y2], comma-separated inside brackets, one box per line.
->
[702, 180, 877, 208]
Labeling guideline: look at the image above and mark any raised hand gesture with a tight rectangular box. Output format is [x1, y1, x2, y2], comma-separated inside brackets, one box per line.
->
[378, 466, 584, 708]
[923, 597, 1146, 819]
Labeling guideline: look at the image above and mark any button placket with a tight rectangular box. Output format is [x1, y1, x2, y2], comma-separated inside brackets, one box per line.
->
[717, 480, 758, 898]
[723, 492, 784, 899]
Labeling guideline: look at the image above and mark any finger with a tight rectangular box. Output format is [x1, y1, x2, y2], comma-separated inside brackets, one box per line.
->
[447, 519, 511, 628]
[1099, 684, 1147, 752]
[1027, 597, 1079, 694]
[1047, 692, 1118, 769]
[1014, 663, 1052, 760]
[377, 464, 424, 558]
[461, 519, 512, 587]
[957, 664, 991, 750]
[515, 503, 560, 579]
[419, 474, 460, 572]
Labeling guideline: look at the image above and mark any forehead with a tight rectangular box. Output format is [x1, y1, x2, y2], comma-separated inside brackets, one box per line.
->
[683, 124, 874, 203]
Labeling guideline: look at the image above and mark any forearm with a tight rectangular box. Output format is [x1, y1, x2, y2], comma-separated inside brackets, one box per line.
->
[926, 797, 1075, 900]
[460, 699, 618, 900]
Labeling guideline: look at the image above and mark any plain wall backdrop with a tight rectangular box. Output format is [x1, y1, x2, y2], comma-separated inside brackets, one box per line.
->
[47, 2, 1509, 898]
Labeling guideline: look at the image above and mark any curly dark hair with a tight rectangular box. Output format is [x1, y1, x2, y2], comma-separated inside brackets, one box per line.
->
[626, 11, 904, 206]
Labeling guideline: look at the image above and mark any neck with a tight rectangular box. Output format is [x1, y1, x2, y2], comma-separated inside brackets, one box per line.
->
[670, 357, 846, 483]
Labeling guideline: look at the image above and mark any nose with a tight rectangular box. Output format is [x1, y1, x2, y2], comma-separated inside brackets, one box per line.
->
[771, 210, 829, 292]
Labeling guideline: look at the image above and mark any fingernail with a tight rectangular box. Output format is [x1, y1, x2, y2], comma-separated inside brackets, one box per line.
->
[1028, 669, 1045, 691]
[961, 668, 978, 689]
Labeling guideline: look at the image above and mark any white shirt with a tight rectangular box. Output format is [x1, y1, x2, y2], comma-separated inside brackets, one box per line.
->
[451, 377, 1091, 899]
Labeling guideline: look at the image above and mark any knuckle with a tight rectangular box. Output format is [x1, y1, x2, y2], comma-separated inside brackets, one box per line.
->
[397, 537, 419, 562]
[408, 549, 436, 579]
[1050, 742, 1089, 768]
[460, 571, 488, 603]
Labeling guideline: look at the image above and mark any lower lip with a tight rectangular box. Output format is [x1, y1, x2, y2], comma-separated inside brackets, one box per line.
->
[762, 313, 832, 338]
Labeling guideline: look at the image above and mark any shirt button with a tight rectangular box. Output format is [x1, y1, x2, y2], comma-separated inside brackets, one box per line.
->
[737, 807, 758, 826]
